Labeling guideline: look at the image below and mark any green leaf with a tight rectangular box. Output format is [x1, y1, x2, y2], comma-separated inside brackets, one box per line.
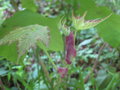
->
[79, 72, 85, 90]
[72, 12, 110, 30]
[96, 70, 115, 89]
[0, 67, 8, 76]
[0, 10, 63, 62]
[0, 24, 49, 59]
[97, 14, 120, 48]
[105, 74, 119, 90]
[96, 70, 108, 88]
[76, 0, 120, 48]
[21, 0, 37, 12]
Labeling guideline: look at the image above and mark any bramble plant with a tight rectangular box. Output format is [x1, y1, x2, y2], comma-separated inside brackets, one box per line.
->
[0, 0, 120, 89]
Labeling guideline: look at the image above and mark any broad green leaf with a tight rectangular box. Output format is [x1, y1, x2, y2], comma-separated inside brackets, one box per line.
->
[0, 10, 63, 62]
[0, 24, 49, 59]
[96, 70, 108, 88]
[21, 0, 37, 12]
[76, 0, 120, 48]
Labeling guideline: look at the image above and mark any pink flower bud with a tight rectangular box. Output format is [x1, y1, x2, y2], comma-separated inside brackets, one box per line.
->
[57, 67, 68, 78]
[65, 32, 76, 64]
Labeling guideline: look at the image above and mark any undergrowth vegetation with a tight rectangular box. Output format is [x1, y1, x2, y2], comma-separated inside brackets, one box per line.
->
[0, 0, 120, 90]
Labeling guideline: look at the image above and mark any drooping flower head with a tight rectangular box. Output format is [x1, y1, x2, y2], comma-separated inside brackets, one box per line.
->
[65, 32, 76, 64]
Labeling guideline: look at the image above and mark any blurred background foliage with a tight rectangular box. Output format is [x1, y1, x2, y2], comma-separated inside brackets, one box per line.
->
[0, 0, 120, 90]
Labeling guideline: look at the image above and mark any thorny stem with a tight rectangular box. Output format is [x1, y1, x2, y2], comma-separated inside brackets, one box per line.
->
[0, 78, 4, 90]
[44, 50, 57, 71]
[74, 31, 77, 43]
[84, 43, 107, 83]
[35, 48, 51, 83]
[63, 35, 66, 60]
[39, 58, 51, 82]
